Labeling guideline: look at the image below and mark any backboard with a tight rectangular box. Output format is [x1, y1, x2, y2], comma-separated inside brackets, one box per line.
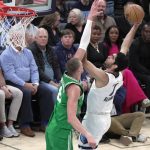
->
[2, 0, 56, 16]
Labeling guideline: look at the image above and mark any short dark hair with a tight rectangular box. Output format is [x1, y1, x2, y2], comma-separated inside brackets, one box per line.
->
[61, 29, 75, 39]
[92, 24, 101, 31]
[114, 52, 128, 72]
[66, 58, 81, 76]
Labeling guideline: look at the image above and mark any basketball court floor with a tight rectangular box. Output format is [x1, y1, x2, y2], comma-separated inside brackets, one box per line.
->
[0, 116, 150, 150]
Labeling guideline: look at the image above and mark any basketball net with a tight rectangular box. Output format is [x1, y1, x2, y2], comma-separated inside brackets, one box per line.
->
[0, 1, 36, 49]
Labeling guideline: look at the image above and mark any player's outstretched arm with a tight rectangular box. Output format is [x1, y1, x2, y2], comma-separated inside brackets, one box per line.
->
[120, 23, 140, 55]
[74, 0, 102, 60]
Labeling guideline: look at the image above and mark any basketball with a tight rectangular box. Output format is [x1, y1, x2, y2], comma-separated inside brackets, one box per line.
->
[124, 4, 145, 24]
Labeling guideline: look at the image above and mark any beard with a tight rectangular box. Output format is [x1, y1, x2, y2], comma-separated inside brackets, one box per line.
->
[102, 62, 113, 70]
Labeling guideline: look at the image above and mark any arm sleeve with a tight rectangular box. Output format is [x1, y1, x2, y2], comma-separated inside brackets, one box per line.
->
[78, 20, 93, 51]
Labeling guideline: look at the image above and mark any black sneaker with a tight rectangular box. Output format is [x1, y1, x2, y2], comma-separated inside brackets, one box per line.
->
[100, 135, 110, 143]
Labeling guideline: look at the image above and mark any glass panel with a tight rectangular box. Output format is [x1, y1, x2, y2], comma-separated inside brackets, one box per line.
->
[2, 0, 55, 15]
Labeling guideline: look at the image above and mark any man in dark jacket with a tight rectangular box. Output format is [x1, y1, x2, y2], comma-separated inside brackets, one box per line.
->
[129, 22, 150, 98]
[28, 28, 62, 103]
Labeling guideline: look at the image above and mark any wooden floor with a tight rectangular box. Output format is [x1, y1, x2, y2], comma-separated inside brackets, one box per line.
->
[0, 116, 150, 150]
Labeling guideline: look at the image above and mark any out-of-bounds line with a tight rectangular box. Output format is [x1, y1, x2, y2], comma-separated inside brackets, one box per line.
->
[0, 142, 21, 150]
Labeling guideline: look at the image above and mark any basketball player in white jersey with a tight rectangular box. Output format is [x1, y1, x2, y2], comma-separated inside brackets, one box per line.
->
[73, 0, 140, 149]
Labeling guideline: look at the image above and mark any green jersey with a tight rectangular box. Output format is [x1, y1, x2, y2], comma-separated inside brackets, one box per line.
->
[46, 73, 84, 150]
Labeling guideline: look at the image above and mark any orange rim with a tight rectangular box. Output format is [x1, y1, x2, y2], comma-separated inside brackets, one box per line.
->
[0, 1, 36, 17]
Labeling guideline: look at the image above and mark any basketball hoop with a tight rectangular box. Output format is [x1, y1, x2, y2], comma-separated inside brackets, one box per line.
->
[0, 1, 37, 48]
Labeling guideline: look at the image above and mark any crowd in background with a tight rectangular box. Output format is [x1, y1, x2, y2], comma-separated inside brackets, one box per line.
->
[0, 0, 150, 146]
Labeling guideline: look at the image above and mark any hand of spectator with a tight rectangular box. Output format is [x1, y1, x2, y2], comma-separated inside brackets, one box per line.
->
[32, 84, 38, 95]
[49, 80, 59, 88]
[1, 86, 13, 99]
[88, 0, 102, 20]
[24, 83, 36, 94]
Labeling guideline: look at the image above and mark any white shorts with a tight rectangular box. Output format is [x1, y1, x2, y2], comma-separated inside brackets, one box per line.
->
[78, 114, 111, 150]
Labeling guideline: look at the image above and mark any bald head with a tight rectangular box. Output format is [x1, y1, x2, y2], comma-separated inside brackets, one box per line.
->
[35, 28, 49, 49]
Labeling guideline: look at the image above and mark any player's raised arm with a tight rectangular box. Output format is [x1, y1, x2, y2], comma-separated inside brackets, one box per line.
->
[74, 0, 102, 60]
[120, 23, 140, 55]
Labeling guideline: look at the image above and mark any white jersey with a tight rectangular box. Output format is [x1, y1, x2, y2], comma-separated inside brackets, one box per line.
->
[86, 72, 123, 115]
[79, 72, 123, 149]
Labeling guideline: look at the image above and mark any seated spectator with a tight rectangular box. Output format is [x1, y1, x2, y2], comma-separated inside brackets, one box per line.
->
[106, 0, 114, 16]
[28, 27, 62, 103]
[0, 66, 23, 138]
[87, 23, 108, 69]
[54, 29, 76, 74]
[94, 0, 116, 42]
[129, 22, 150, 98]
[54, 28, 89, 120]
[56, 0, 68, 23]
[72, 0, 93, 20]
[0, 40, 54, 137]
[107, 86, 147, 146]
[65, 8, 85, 44]
[103, 25, 150, 112]
[25, 24, 38, 47]
[39, 11, 61, 47]
[114, 1, 144, 39]
[140, 0, 150, 22]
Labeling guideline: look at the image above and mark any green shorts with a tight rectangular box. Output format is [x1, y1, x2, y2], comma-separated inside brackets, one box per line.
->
[45, 128, 73, 150]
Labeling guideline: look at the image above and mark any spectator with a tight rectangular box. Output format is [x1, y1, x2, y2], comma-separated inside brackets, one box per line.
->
[0, 66, 23, 138]
[87, 23, 108, 68]
[65, 8, 85, 44]
[140, 0, 150, 22]
[103, 25, 150, 112]
[0, 44, 54, 137]
[54, 28, 89, 119]
[108, 86, 147, 146]
[54, 29, 76, 74]
[129, 22, 150, 98]
[94, 0, 116, 42]
[114, 1, 144, 39]
[56, 0, 68, 23]
[29, 27, 61, 103]
[106, 0, 114, 16]
[72, 0, 93, 20]
[25, 24, 38, 47]
[39, 12, 61, 47]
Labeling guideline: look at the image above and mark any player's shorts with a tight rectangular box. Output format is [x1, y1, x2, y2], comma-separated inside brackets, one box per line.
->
[78, 114, 111, 150]
[45, 127, 73, 150]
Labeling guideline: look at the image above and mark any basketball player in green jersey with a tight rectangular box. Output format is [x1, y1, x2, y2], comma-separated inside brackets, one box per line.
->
[45, 1, 102, 149]
[45, 58, 96, 150]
